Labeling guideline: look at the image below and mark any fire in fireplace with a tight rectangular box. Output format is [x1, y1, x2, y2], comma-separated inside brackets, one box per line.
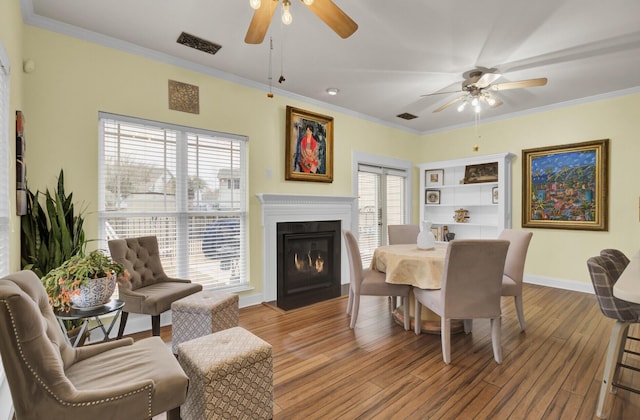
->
[277, 220, 341, 310]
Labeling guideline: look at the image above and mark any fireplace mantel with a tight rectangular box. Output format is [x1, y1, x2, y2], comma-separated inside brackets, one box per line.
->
[257, 193, 357, 302]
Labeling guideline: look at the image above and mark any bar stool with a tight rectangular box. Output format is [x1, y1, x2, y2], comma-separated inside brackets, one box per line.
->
[587, 252, 640, 418]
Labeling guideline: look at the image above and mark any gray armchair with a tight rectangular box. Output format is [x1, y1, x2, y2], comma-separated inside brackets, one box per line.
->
[0, 270, 188, 420]
[108, 236, 202, 337]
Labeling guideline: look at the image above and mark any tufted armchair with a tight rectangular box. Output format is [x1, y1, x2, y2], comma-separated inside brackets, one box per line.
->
[0, 270, 188, 420]
[108, 236, 202, 337]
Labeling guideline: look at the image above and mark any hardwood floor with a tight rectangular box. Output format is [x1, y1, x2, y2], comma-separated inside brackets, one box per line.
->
[142, 284, 640, 419]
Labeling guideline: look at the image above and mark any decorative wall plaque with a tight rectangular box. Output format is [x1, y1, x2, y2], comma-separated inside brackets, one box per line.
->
[168, 80, 200, 114]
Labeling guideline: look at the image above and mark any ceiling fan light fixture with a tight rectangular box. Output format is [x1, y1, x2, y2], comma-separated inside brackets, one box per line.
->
[486, 96, 496, 106]
[302, 0, 314, 5]
[282, 0, 293, 25]
[326, 87, 339, 96]
[249, 0, 261, 10]
[457, 102, 467, 112]
[474, 104, 482, 113]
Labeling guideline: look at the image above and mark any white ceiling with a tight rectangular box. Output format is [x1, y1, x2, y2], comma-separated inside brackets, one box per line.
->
[21, 0, 640, 134]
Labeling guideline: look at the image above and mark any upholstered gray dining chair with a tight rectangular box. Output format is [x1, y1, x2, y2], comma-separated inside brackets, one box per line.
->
[343, 229, 411, 330]
[414, 239, 510, 364]
[498, 229, 533, 331]
[388, 224, 420, 245]
[587, 252, 640, 418]
[0, 270, 188, 420]
[108, 235, 202, 337]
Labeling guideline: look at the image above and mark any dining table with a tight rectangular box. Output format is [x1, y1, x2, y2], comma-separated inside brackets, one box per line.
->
[370, 242, 464, 334]
[613, 250, 640, 304]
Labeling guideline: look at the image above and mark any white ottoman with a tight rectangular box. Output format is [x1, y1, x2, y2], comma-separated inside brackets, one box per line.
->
[171, 290, 239, 354]
[178, 327, 273, 420]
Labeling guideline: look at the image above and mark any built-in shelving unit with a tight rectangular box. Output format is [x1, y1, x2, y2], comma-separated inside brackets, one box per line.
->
[418, 152, 515, 240]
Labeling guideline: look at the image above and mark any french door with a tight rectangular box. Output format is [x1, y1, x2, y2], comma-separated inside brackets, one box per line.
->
[357, 163, 408, 266]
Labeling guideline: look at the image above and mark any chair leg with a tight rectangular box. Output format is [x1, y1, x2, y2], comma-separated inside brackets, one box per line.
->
[514, 295, 526, 331]
[597, 321, 630, 418]
[349, 295, 360, 329]
[152, 315, 161, 336]
[166, 406, 181, 420]
[403, 296, 410, 331]
[463, 319, 473, 334]
[491, 317, 502, 364]
[441, 318, 451, 364]
[346, 288, 354, 315]
[414, 296, 422, 335]
[117, 311, 129, 339]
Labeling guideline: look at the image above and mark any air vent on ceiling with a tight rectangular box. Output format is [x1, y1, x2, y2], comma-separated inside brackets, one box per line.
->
[176, 32, 222, 55]
[396, 113, 418, 120]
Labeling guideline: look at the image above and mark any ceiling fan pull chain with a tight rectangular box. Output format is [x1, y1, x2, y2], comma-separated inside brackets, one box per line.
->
[267, 36, 274, 98]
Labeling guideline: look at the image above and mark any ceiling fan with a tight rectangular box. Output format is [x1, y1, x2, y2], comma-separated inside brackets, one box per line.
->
[245, 0, 358, 44]
[425, 69, 548, 113]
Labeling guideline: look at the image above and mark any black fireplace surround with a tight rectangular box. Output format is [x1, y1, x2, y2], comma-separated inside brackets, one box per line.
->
[276, 220, 341, 310]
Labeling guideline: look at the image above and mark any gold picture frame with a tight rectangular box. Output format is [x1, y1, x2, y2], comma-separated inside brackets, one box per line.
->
[285, 106, 334, 182]
[522, 139, 609, 231]
[464, 162, 498, 184]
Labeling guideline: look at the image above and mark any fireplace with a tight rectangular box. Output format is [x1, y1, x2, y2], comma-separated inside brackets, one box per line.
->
[257, 193, 357, 307]
[277, 220, 341, 310]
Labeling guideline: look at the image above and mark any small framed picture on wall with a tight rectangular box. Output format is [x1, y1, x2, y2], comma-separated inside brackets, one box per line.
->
[426, 189, 440, 204]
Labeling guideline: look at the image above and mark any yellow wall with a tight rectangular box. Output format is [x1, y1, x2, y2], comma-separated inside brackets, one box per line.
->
[20, 26, 418, 295]
[5, 17, 640, 291]
[417, 94, 640, 284]
[0, 0, 25, 273]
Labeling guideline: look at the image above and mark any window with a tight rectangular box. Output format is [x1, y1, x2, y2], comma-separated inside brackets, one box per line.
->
[353, 152, 412, 266]
[0, 45, 9, 277]
[0, 41, 11, 419]
[98, 113, 248, 289]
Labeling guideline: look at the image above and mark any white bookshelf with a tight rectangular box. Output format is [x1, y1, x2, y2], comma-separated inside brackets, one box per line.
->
[418, 152, 515, 240]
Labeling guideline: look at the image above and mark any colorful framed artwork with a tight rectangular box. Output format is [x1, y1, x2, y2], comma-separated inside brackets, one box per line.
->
[285, 106, 334, 183]
[522, 139, 609, 231]
[464, 162, 498, 184]
[426, 189, 440, 204]
[425, 169, 444, 187]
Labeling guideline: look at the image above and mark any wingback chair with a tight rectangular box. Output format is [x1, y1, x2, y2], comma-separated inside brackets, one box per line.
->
[108, 236, 202, 337]
[0, 270, 188, 420]
[498, 229, 533, 331]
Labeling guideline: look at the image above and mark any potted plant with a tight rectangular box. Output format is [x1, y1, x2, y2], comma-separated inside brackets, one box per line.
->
[41, 249, 128, 313]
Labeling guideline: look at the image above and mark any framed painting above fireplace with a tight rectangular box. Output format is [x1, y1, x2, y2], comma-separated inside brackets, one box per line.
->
[285, 106, 334, 183]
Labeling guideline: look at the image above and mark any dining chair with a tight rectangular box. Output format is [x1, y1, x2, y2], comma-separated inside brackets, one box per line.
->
[343, 229, 411, 330]
[600, 248, 630, 267]
[587, 253, 640, 418]
[414, 239, 510, 364]
[0, 270, 188, 420]
[108, 235, 202, 337]
[388, 224, 420, 245]
[498, 229, 533, 331]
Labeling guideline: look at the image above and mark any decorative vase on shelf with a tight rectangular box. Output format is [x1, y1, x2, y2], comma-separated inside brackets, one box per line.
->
[417, 221, 436, 250]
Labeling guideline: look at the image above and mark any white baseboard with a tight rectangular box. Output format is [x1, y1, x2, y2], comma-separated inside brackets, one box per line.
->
[524, 274, 594, 294]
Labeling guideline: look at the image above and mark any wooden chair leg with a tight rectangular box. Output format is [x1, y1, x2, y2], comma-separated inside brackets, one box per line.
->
[491, 317, 502, 364]
[597, 321, 630, 418]
[117, 311, 129, 339]
[166, 406, 181, 420]
[152, 315, 161, 336]
[514, 295, 526, 331]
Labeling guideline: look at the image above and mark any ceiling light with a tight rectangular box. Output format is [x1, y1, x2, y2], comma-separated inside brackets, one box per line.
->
[282, 0, 293, 25]
[326, 88, 339, 96]
[471, 97, 479, 107]
[474, 104, 482, 113]
[303, 0, 315, 5]
[486, 96, 496, 106]
[457, 101, 467, 112]
[249, 0, 261, 10]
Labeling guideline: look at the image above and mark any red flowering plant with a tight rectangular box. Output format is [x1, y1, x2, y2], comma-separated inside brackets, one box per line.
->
[41, 249, 129, 313]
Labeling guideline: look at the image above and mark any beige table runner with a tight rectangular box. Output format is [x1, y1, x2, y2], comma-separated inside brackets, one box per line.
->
[370, 243, 448, 289]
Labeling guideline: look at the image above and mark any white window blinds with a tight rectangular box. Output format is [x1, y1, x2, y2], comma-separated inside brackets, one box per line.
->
[98, 113, 248, 289]
[0, 44, 10, 278]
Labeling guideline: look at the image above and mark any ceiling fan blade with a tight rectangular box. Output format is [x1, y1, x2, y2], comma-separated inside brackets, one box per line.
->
[305, 0, 358, 39]
[433, 96, 465, 113]
[420, 89, 463, 97]
[474, 72, 502, 88]
[489, 77, 548, 91]
[244, 0, 279, 44]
